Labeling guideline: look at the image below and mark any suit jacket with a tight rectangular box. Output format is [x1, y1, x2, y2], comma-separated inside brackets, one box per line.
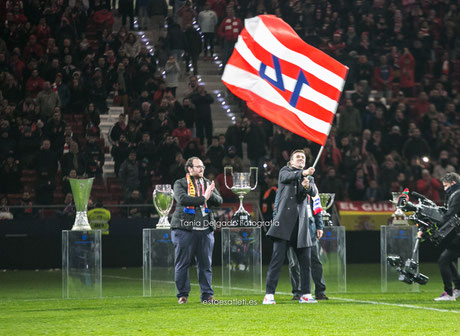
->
[170, 176, 223, 231]
[267, 164, 316, 247]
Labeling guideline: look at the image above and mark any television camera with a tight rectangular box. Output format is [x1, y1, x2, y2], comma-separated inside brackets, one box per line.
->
[387, 190, 460, 285]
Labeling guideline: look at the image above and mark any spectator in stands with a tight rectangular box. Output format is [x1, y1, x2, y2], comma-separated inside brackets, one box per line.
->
[125, 189, 145, 218]
[62, 169, 78, 196]
[0, 152, 21, 194]
[320, 167, 345, 201]
[84, 135, 105, 178]
[111, 133, 130, 177]
[17, 190, 38, 219]
[121, 33, 141, 59]
[190, 84, 214, 146]
[198, 2, 218, 60]
[58, 193, 75, 217]
[36, 138, 58, 177]
[215, 165, 238, 202]
[338, 98, 362, 137]
[137, 0, 150, 31]
[53, 74, 70, 112]
[25, 69, 44, 98]
[402, 128, 431, 162]
[218, 6, 242, 67]
[0, 196, 14, 220]
[416, 169, 442, 202]
[36, 81, 60, 120]
[16, 126, 39, 169]
[383, 125, 403, 155]
[184, 23, 202, 75]
[169, 151, 186, 182]
[44, 108, 66, 154]
[241, 117, 266, 168]
[61, 141, 86, 176]
[109, 113, 127, 143]
[137, 132, 156, 161]
[119, 150, 140, 197]
[365, 179, 383, 202]
[433, 150, 455, 181]
[118, 0, 134, 29]
[165, 16, 186, 63]
[35, 169, 55, 205]
[172, 119, 192, 150]
[206, 136, 225, 172]
[164, 55, 180, 97]
[319, 137, 342, 174]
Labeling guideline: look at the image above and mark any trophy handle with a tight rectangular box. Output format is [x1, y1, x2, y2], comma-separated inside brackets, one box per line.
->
[224, 166, 233, 190]
[328, 194, 335, 210]
[250, 167, 258, 191]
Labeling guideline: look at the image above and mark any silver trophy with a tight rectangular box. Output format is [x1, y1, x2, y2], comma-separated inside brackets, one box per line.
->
[390, 192, 409, 225]
[69, 178, 94, 231]
[224, 166, 258, 226]
[153, 184, 174, 229]
[319, 193, 335, 226]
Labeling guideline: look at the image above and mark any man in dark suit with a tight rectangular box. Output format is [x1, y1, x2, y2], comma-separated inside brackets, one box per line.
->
[170, 156, 223, 304]
[264, 149, 317, 304]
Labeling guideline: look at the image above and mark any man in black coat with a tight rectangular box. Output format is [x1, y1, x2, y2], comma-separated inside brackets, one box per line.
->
[431, 173, 460, 301]
[263, 149, 317, 304]
[170, 156, 223, 304]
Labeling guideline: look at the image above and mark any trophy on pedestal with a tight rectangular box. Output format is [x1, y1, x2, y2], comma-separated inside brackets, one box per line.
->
[390, 192, 409, 225]
[69, 178, 94, 231]
[224, 166, 258, 226]
[319, 193, 335, 226]
[153, 184, 174, 229]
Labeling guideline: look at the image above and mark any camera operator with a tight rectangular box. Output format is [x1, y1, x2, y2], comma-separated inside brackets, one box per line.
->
[424, 172, 460, 301]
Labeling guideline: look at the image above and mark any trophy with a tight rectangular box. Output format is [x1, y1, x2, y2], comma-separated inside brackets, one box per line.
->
[69, 178, 94, 231]
[319, 193, 335, 226]
[224, 166, 258, 226]
[390, 192, 409, 225]
[153, 184, 174, 229]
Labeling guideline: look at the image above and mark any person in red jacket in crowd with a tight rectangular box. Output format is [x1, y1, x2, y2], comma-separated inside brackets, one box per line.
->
[416, 168, 442, 202]
[217, 6, 242, 67]
[172, 119, 192, 149]
[35, 18, 51, 46]
[399, 48, 415, 96]
[319, 137, 342, 173]
[25, 69, 44, 98]
[372, 55, 394, 95]
[23, 35, 43, 62]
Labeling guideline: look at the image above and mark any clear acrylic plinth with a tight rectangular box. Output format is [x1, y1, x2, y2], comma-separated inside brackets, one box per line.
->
[62, 230, 102, 299]
[381, 225, 419, 292]
[143, 228, 176, 297]
[221, 227, 262, 295]
[319, 226, 347, 293]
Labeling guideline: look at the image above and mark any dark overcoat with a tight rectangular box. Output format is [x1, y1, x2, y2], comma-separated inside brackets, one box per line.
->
[267, 164, 316, 248]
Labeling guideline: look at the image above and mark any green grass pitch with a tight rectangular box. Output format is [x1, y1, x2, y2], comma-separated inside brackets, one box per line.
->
[0, 264, 459, 335]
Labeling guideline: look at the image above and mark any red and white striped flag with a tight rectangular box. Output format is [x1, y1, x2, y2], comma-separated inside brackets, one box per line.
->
[222, 15, 348, 146]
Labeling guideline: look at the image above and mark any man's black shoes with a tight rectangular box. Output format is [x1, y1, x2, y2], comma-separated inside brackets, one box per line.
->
[315, 293, 329, 300]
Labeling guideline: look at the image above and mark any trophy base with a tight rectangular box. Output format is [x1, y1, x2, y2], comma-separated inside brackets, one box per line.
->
[72, 212, 92, 231]
[155, 216, 171, 229]
[231, 211, 253, 227]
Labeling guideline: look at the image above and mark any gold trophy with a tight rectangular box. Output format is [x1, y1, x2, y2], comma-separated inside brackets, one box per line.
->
[319, 193, 335, 226]
[153, 184, 174, 229]
[69, 178, 94, 231]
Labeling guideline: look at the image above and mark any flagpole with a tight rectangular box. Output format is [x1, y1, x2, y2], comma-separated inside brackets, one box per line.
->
[312, 145, 324, 169]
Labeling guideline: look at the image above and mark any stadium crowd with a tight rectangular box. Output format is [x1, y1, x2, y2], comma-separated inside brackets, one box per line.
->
[0, 0, 458, 219]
